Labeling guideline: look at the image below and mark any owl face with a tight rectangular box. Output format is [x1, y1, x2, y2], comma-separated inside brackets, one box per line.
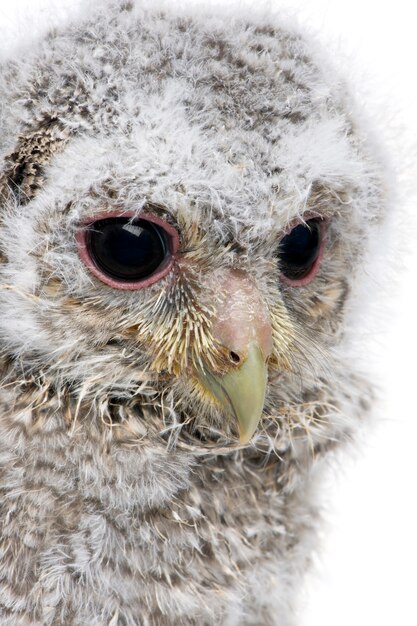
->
[0, 5, 382, 450]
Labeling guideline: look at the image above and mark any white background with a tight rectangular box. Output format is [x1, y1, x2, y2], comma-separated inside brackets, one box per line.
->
[0, 1, 416, 625]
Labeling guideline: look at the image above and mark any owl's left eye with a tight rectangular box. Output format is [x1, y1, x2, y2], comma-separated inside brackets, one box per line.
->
[76, 212, 179, 289]
[277, 217, 327, 286]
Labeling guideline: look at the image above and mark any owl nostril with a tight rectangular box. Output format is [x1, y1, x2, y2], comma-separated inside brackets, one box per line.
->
[229, 351, 241, 364]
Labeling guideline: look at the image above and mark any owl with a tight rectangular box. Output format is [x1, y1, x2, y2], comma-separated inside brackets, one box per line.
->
[0, 1, 385, 625]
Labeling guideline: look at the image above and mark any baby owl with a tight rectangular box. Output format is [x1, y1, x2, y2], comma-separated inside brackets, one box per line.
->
[0, 1, 385, 625]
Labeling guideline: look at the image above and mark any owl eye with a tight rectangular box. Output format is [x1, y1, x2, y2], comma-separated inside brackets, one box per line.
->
[278, 217, 326, 286]
[77, 213, 178, 289]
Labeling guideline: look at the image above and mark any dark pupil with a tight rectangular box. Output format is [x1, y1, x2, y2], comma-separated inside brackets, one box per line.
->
[89, 218, 168, 281]
[279, 219, 321, 280]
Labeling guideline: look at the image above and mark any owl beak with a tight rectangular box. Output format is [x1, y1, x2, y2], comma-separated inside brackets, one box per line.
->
[195, 269, 272, 443]
[196, 342, 268, 443]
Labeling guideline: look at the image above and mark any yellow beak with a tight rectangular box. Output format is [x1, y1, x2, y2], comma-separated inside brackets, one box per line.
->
[196, 343, 268, 443]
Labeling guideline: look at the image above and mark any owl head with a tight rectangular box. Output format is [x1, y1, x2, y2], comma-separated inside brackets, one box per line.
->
[0, 1, 384, 454]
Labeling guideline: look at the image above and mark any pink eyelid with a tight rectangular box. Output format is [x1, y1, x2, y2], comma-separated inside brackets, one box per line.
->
[76, 211, 180, 290]
[278, 213, 330, 287]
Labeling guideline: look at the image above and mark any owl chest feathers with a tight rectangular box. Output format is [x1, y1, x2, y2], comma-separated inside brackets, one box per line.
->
[0, 396, 315, 625]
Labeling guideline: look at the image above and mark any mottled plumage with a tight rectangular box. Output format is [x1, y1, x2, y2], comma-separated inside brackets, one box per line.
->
[0, 1, 385, 624]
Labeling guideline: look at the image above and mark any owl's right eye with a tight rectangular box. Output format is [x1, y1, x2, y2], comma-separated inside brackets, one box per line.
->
[76, 213, 179, 289]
